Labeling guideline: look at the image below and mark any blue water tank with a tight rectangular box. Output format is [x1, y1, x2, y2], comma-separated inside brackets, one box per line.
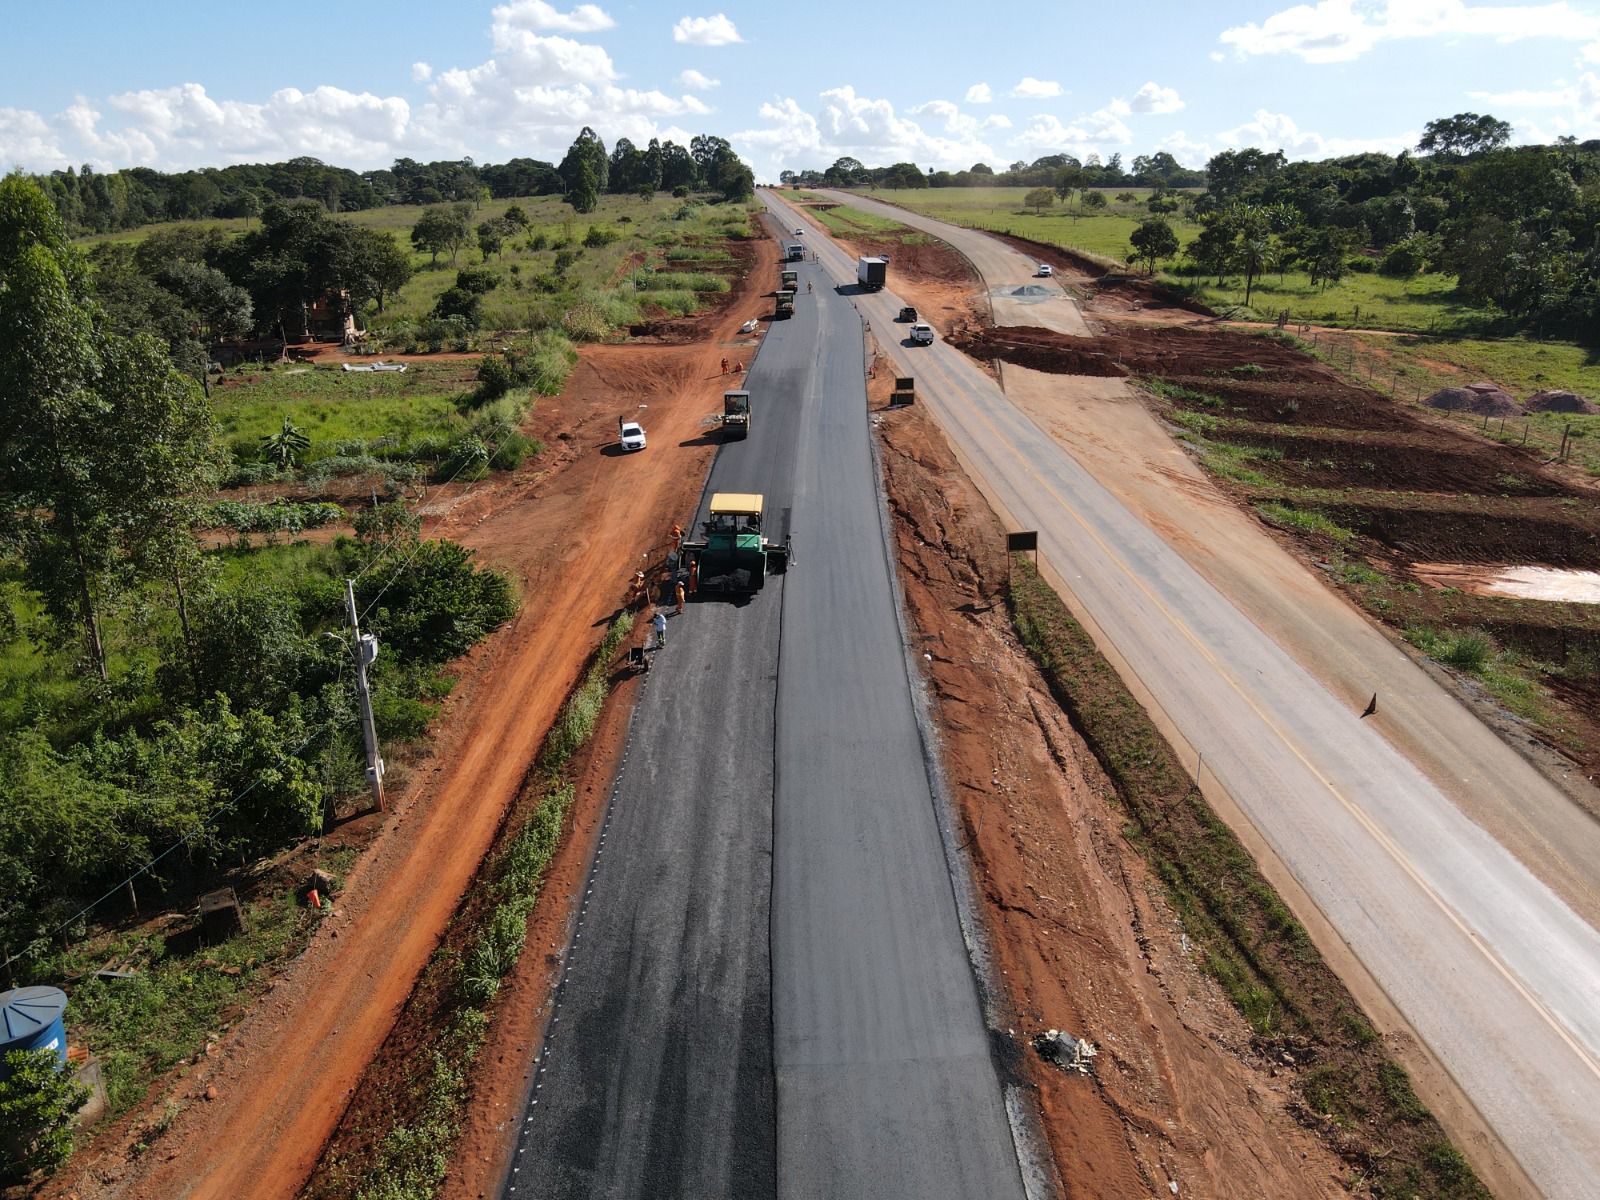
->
[0, 986, 69, 1079]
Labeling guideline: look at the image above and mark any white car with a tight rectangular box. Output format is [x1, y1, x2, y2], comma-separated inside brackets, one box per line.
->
[619, 421, 647, 452]
[909, 323, 935, 346]
[1036, 263, 1053, 277]
[794, 227, 805, 236]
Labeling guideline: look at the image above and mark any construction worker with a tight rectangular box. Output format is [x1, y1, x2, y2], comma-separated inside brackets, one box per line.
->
[652, 608, 667, 648]
[720, 356, 729, 374]
[689, 556, 699, 594]
[671, 522, 683, 545]
[675, 580, 686, 614]
[734, 361, 744, 373]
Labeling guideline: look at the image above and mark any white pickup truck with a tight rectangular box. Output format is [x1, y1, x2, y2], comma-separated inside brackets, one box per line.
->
[908, 322, 935, 346]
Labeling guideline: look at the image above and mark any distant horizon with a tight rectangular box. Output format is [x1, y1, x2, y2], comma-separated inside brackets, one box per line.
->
[6, 0, 1599, 182]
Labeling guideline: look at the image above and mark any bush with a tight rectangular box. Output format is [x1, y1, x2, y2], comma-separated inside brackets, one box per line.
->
[489, 431, 539, 471]
[0, 1049, 89, 1183]
[583, 225, 619, 248]
[671, 184, 690, 198]
[1346, 256, 1377, 273]
[355, 539, 516, 663]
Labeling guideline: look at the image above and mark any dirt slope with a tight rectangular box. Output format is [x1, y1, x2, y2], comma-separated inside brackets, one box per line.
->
[874, 394, 1351, 1200]
[48, 243, 773, 1200]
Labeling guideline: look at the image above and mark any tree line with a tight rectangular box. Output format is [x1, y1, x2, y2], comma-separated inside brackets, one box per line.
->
[793, 114, 1600, 339]
[27, 131, 754, 234]
[780, 150, 1206, 192]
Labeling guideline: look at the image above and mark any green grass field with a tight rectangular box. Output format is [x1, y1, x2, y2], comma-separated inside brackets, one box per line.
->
[863, 186, 1494, 335]
[79, 193, 756, 338]
[211, 361, 470, 463]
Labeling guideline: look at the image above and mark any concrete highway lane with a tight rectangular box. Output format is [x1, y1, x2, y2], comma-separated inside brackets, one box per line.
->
[765, 188, 1600, 1198]
[504, 243, 1025, 1199]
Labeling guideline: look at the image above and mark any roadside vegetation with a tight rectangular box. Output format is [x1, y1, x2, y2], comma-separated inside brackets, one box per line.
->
[2, 124, 758, 1183]
[1008, 560, 1489, 1200]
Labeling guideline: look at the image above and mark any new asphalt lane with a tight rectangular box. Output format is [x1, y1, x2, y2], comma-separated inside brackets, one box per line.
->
[502, 248, 1025, 1199]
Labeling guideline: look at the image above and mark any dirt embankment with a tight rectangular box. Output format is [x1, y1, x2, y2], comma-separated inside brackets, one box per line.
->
[47, 234, 771, 1200]
[872, 384, 1356, 1200]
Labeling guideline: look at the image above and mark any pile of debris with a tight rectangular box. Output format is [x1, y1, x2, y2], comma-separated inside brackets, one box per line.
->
[1423, 381, 1524, 417]
[1031, 1028, 1098, 1074]
[1526, 389, 1598, 415]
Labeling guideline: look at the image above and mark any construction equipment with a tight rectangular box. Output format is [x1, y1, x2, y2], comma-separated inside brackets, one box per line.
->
[857, 256, 888, 290]
[891, 376, 915, 406]
[781, 268, 799, 291]
[680, 492, 791, 593]
[774, 289, 796, 319]
[722, 389, 751, 439]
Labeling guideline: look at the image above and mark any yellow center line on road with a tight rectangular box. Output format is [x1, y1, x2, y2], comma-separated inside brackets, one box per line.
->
[761, 189, 1600, 1087]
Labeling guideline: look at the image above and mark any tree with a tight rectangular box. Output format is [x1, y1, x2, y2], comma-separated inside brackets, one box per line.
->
[1, 176, 220, 681]
[1237, 233, 1274, 307]
[559, 127, 609, 196]
[1129, 217, 1179, 275]
[1024, 187, 1055, 214]
[565, 160, 600, 214]
[1418, 112, 1511, 158]
[1052, 161, 1084, 206]
[341, 228, 412, 313]
[1081, 190, 1107, 212]
[411, 205, 467, 266]
[713, 155, 755, 202]
[477, 217, 511, 259]
[0, 1048, 89, 1183]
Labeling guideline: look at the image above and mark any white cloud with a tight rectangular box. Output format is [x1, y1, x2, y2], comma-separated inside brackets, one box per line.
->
[984, 114, 1013, 129]
[1130, 81, 1185, 115]
[1012, 76, 1063, 99]
[1585, 40, 1600, 63]
[1217, 107, 1416, 157]
[1156, 130, 1216, 168]
[1010, 108, 1133, 155]
[672, 14, 742, 45]
[966, 82, 993, 103]
[494, 0, 615, 32]
[734, 87, 998, 181]
[0, 106, 69, 172]
[677, 68, 720, 89]
[1209, 50, 1226, 62]
[411, 62, 432, 82]
[1473, 72, 1600, 138]
[1220, 0, 1600, 63]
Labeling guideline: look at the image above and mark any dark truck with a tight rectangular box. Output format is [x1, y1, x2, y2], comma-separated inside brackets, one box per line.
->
[856, 256, 888, 290]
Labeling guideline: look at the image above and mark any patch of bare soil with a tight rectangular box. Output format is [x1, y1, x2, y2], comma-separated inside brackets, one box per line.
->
[873, 392, 1354, 1200]
[45, 237, 774, 1200]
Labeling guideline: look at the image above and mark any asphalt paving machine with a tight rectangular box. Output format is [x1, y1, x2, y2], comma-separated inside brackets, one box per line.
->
[680, 492, 790, 593]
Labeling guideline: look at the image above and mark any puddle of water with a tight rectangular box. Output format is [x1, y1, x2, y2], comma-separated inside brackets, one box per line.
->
[1413, 562, 1600, 603]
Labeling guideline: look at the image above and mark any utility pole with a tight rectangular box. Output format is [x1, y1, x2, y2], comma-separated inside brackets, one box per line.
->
[345, 580, 386, 812]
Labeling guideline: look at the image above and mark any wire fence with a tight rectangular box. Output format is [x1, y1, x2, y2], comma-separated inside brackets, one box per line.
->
[1281, 326, 1596, 471]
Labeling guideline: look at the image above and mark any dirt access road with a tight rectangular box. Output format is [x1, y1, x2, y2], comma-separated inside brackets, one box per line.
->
[52, 249, 772, 1200]
[768, 188, 1600, 1200]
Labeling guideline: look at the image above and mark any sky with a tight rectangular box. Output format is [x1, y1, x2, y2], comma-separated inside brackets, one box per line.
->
[4, 0, 1600, 182]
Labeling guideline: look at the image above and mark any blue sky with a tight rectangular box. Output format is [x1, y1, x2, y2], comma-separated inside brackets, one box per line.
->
[4, 1, 1599, 180]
